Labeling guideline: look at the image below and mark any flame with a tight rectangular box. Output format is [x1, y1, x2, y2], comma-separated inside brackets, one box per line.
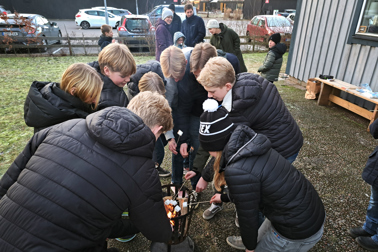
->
[167, 204, 178, 226]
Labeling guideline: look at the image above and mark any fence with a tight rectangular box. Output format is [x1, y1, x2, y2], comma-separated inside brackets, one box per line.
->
[0, 34, 291, 56]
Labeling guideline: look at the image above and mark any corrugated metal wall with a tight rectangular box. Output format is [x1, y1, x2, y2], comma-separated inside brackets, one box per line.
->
[288, 0, 378, 90]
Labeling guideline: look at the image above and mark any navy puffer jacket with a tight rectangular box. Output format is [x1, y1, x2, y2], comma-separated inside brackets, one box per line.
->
[223, 125, 325, 250]
[229, 73, 303, 158]
[0, 107, 172, 251]
[126, 60, 166, 101]
[88, 61, 129, 110]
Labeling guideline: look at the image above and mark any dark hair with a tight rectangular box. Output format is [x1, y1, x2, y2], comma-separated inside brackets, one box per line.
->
[184, 3, 193, 12]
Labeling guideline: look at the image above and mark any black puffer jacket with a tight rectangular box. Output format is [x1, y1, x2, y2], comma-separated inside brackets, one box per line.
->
[223, 125, 325, 250]
[126, 60, 166, 101]
[0, 107, 172, 251]
[88, 61, 129, 110]
[362, 119, 378, 186]
[229, 73, 303, 158]
[24, 81, 95, 133]
[258, 43, 287, 82]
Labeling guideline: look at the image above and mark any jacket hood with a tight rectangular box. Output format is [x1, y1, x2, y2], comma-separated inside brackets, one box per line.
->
[174, 31, 186, 44]
[270, 43, 287, 56]
[86, 106, 155, 157]
[231, 73, 263, 110]
[98, 35, 112, 46]
[223, 125, 271, 167]
[88, 61, 101, 73]
[219, 23, 228, 35]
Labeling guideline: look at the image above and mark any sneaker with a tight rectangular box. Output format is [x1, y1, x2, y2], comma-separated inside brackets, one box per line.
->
[203, 203, 222, 220]
[235, 212, 239, 228]
[226, 236, 246, 250]
[155, 163, 171, 177]
[349, 227, 373, 239]
[115, 234, 136, 243]
[356, 236, 378, 251]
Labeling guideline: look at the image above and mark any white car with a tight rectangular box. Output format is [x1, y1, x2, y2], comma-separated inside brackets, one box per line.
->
[91, 7, 132, 16]
[75, 8, 121, 29]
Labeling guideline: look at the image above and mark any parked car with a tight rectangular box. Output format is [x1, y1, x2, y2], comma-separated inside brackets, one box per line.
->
[0, 5, 11, 15]
[246, 15, 293, 42]
[287, 13, 295, 24]
[117, 15, 155, 49]
[284, 9, 296, 14]
[92, 7, 132, 16]
[0, 13, 61, 51]
[146, 5, 197, 26]
[75, 9, 121, 29]
[276, 12, 290, 17]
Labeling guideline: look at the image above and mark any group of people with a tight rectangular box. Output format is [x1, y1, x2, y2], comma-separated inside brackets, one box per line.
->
[6, 6, 368, 252]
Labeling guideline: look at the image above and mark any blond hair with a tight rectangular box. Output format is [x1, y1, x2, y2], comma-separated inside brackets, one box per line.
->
[138, 72, 166, 96]
[190, 42, 217, 73]
[197, 57, 235, 88]
[160, 46, 186, 79]
[60, 63, 103, 108]
[213, 151, 227, 191]
[98, 43, 136, 77]
[101, 24, 112, 35]
[127, 91, 173, 134]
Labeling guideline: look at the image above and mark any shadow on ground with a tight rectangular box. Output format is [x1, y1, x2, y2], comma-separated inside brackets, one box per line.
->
[109, 79, 374, 252]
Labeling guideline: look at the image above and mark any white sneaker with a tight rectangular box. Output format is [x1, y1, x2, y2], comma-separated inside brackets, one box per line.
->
[202, 203, 223, 220]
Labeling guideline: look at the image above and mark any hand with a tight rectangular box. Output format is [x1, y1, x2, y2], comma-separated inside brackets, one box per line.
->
[112, 39, 116, 43]
[180, 143, 188, 158]
[246, 250, 254, 252]
[210, 194, 221, 204]
[185, 171, 196, 180]
[195, 177, 208, 193]
[168, 139, 178, 155]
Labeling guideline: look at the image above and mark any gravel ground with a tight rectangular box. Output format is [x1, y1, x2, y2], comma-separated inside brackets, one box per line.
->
[108, 78, 374, 251]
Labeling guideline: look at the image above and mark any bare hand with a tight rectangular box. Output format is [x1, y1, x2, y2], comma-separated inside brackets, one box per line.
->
[246, 250, 254, 252]
[180, 143, 188, 158]
[195, 177, 208, 193]
[168, 139, 178, 155]
[185, 171, 196, 180]
[210, 194, 221, 204]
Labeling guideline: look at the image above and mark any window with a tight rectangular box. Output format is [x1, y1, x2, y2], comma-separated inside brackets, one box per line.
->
[98, 11, 105, 17]
[258, 19, 265, 27]
[356, 0, 378, 35]
[252, 17, 259, 25]
[348, 0, 378, 46]
[85, 11, 98, 16]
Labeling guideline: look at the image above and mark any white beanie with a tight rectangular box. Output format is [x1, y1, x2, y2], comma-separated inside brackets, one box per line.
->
[207, 19, 220, 29]
[162, 8, 173, 21]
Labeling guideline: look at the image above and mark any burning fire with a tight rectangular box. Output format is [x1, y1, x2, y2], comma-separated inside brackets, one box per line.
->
[165, 199, 181, 226]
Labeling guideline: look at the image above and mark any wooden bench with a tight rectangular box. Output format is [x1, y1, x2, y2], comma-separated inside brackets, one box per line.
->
[315, 78, 378, 131]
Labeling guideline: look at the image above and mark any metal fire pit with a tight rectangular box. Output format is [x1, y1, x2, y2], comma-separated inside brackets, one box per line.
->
[150, 183, 197, 252]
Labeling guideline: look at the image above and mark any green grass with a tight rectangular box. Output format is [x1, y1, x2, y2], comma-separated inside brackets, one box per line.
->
[0, 52, 287, 176]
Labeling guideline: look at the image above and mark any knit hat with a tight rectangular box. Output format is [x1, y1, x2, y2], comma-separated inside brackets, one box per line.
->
[162, 8, 173, 21]
[269, 33, 281, 44]
[168, 4, 175, 12]
[207, 19, 220, 29]
[199, 99, 234, 152]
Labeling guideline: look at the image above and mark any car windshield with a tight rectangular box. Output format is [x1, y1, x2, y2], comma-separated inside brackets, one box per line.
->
[175, 6, 184, 12]
[266, 17, 291, 27]
[126, 18, 149, 32]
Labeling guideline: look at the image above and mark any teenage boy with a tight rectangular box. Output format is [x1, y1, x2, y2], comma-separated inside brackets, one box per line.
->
[98, 24, 115, 50]
[0, 92, 173, 252]
[168, 4, 181, 37]
[181, 3, 206, 47]
[190, 56, 303, 220]
[88, 43, 136, 110]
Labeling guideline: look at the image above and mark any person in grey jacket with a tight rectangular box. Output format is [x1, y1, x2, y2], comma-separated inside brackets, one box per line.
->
[198, 100, 325, 251]
[0, 92, 173, 252]
[258, 33, 287, 82]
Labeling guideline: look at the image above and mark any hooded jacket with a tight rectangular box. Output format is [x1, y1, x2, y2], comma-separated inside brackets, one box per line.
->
[222, 125, 325, 250]
[174, 31, 186, 49]
[228, 72, 303, 158]
[169, 13, 182, 37]
[210, 23, 247, 72]
[24, 81, 95, 133]
[181, 14, 206, 47]
[98, 34, 112, 50]
[155, 18, 173, 61]
[88, 61, 129, 110]
[258, 43, 287, 82]
[0, 107, 172, 251]
[126, 60, 166, 101]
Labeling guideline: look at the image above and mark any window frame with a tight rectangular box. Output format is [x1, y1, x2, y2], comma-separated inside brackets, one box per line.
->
[347, 0, 378, 46]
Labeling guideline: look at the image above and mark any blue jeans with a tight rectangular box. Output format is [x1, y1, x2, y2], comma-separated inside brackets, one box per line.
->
[286, 152, 299, 164]
[363, 185, 378, 243]
[255, 218, 324, 251]
[171, 115, 200, 186]
[152, 134, 167, 166]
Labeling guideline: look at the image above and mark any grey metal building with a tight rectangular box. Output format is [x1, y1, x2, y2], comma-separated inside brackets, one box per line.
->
[287, 0, 378, 90]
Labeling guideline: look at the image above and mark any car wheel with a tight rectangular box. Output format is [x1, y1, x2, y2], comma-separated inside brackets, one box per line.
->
[57, 30, 62, 44]
[81, 21, 90, 30]
[115, 21, 119, 29]
[246, 31, 251, 42]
